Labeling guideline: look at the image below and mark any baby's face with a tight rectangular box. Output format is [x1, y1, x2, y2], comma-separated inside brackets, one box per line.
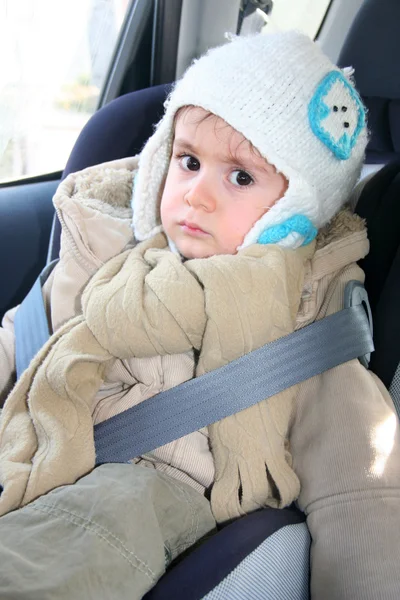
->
[160, 107, 287, 259]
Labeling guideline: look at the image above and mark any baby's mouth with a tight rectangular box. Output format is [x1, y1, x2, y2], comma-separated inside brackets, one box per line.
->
[180, 220, 210, 236]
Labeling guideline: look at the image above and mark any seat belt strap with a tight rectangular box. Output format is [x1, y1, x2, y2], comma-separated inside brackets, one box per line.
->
[94, 302, 374, 464]
[14, 260, 58, 379]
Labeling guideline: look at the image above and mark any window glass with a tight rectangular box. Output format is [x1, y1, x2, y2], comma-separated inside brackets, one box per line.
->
[265, 0, 331, 37]
[240, 0, 332, 39]
[0, 0, 131, 183]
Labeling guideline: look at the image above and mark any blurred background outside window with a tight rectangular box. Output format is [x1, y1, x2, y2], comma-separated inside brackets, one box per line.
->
[0, 0, 131, 182]
[239, 0, 331, 39]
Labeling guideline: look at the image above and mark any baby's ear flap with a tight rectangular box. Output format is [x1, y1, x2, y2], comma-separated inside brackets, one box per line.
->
[257, 215, 317, 249]
[132, 115, 174, 241]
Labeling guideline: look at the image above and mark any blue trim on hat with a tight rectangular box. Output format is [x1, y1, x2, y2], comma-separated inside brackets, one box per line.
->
[308, 70, 365, 160]
[257, 215, 317, 246]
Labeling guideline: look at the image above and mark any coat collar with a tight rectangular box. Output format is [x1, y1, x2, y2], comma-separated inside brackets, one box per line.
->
[298, 208, 369, 326]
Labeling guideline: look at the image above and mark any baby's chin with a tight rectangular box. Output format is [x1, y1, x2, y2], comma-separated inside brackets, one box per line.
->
[173, 238, 217, 260]
[175, 240, 240, 259]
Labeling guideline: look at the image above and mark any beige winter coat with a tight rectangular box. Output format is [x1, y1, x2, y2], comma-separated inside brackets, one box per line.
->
[0, 157, 399, 599]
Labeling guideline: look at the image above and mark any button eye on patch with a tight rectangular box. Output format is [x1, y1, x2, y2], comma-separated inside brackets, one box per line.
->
[308, 71, 366, 160]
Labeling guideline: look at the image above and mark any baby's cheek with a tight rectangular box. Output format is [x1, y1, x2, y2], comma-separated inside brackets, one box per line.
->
[231, 211, 256, 238]
[160, 192, 172, 229]
[217, 219, 246, 253]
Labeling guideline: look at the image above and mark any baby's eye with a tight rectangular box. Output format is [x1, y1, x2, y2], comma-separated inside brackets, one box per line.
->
[180, 155, 200, 171]
[229, 170, 254, 187]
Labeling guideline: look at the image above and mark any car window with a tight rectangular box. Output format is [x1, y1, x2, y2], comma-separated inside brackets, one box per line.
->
[0, 0, 132, 183]
[240, 0, 332, 38]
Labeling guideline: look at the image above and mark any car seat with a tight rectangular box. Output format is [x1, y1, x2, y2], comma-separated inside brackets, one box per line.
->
[337, 0, 400, 390]
[37, 107, 398, 600]
[337, 0, 400, 166]
[34, 3, 399, 593]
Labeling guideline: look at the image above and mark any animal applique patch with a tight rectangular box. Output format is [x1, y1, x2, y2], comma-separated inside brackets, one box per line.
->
[308, 70, 365, 160]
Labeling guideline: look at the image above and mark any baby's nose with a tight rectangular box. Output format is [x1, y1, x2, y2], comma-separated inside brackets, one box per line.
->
[185, 178, 216, 212]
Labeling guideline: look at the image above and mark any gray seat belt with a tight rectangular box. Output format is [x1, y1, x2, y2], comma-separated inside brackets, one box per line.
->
[94, 302, 373, 463]
[13, 267, 374, 464]
[14, 260, 58, 380]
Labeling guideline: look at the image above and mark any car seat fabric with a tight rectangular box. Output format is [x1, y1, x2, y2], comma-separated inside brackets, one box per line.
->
[202, 524, 309, 600]
[338, 0, 400, 164]
[389, 362, 400, 416]
[48, 84, 171, 261]
[63, 84, 171, 178]
[355, 160, 400, 389]
[0, 180, 57, 321]
[144, 507, 310, 600]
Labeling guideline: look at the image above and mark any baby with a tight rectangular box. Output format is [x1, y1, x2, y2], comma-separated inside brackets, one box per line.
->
[0, 31, 399, 600]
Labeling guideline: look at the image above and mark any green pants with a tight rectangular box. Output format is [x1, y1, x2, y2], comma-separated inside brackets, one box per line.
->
[0, 464, 216, 599]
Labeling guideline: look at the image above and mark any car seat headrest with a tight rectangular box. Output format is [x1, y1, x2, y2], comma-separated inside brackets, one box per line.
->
[338, 0, 400, 163]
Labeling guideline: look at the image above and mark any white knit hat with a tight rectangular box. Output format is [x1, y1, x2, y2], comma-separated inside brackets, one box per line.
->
[132, 31, 368, 250]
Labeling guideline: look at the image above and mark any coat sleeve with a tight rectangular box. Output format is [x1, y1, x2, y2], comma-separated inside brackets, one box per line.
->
[0, 161, 135, 406]
[291, 361, 400, 600]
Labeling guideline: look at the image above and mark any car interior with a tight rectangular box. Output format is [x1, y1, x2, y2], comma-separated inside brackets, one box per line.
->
[0, 0, 399, 597]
